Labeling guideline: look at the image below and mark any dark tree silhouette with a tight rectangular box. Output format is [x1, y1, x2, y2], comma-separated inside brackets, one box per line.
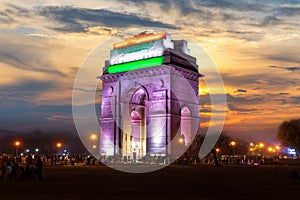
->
[0, 129, 88, 154]
[211, 133, 231, 167]
[277, 119, 300, 154]
[193, 132, 230, 167]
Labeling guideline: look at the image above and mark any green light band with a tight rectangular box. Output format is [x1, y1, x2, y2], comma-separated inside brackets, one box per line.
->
[107, 56, 165, 74]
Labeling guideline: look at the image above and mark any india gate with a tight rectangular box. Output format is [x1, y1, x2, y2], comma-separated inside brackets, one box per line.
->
[100, 32, 202, 160]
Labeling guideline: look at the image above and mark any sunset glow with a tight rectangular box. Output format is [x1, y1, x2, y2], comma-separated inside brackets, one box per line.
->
[0, 0, 299, 144]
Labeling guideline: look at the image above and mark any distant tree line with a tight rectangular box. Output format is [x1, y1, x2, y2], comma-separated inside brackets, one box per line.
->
[0, 129, 88, 154]
[277, 119, 300, 154]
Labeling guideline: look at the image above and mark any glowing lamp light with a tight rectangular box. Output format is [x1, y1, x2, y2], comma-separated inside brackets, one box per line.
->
[179, 138, 184, 144]
[250, 148, 254, 151]
[268, 147, 273, 152]
[259, 143, 264, 148]
[249, 143, 254, 146]
[14, 141, 20, 147]
[107, 56, 165, 74]
[90, 134, 98, 141]
[275, 145, 281, 150]
[287, 148, 296, 155]
[92, 145, 97, 149]
[230, 141, 236, 146]
[216, 148, 220, 152]
[56, 143, 62, 148]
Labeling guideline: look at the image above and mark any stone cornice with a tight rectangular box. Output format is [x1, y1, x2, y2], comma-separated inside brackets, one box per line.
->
[100, 64, 203, 83]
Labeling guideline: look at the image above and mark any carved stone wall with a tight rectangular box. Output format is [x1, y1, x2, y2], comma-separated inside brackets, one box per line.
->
[100, 55, 201, 157]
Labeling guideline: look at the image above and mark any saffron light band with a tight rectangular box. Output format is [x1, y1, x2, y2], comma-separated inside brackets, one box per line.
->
[113, 32, 167, 49]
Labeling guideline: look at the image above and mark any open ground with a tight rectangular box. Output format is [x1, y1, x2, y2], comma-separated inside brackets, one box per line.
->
[0, 164, 299, 200]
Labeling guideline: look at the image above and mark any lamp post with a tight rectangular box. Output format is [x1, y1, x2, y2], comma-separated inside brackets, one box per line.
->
[14, 141, 21, 156]
[90, 134, 98, 141]
[179, 137, 184, 144]
[229, 141, 236, 156]
[56, 142, 62, 155]
[90, 134, 98, 151]
[179, 136, 185, 149]
[259, 142, 264, 148]
[178, 135, 185, 159]
[249, 142, 255, 157]
[268, 147, 273, 152]
[258, 142, 264, 156]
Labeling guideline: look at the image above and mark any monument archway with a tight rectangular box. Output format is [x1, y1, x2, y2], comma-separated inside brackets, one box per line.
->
[121, 87, 148, 159]
[180, 107, 192, 146]
[99, 32, 202, 159]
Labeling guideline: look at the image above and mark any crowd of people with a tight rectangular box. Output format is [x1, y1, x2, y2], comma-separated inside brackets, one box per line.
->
[0, 153, 90, 181]
[0, 154, 43, 181]
[0, 152, 281, 181]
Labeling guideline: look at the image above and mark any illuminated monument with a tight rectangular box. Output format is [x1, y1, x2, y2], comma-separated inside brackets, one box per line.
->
[100, 32, 202, 159]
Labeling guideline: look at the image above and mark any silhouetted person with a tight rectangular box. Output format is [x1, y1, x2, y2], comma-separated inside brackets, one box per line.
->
[35, 156, 43, 180]
[133, 149, 137, 163]
[51, 156, 54, 166]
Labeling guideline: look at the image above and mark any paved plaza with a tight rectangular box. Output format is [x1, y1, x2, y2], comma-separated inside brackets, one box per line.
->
[0, 164, 299, 200]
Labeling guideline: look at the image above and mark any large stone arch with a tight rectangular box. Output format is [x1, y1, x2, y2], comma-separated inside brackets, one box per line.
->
[100, 60, 201, 159]
[120, 86, 149, 159]
[180, 106, 192, 146]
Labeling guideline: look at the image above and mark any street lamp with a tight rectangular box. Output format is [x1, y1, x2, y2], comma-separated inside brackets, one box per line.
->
[179, 138, 184, 144]
[230, 141, 236, 146]
[56, 142, 62, 155]
[56, 142, 62, 148]
[90, 134, 98, 151]
[14, 141, 21, 155]
[89, 134, 98, 141]
[229, 141, 236, 156]
[259, 143, 264, 148]
[268, 147, 273, 152]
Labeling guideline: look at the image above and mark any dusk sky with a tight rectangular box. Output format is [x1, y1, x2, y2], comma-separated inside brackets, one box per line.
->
[0, 0, 299, 144]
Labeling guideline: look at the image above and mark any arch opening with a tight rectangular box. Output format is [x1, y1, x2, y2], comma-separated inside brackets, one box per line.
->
[122, 87, 147, 161]
[180, 107, 192, 146]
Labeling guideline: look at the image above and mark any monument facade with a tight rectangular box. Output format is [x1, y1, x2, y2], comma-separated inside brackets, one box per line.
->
[100, 32, 202, 159]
